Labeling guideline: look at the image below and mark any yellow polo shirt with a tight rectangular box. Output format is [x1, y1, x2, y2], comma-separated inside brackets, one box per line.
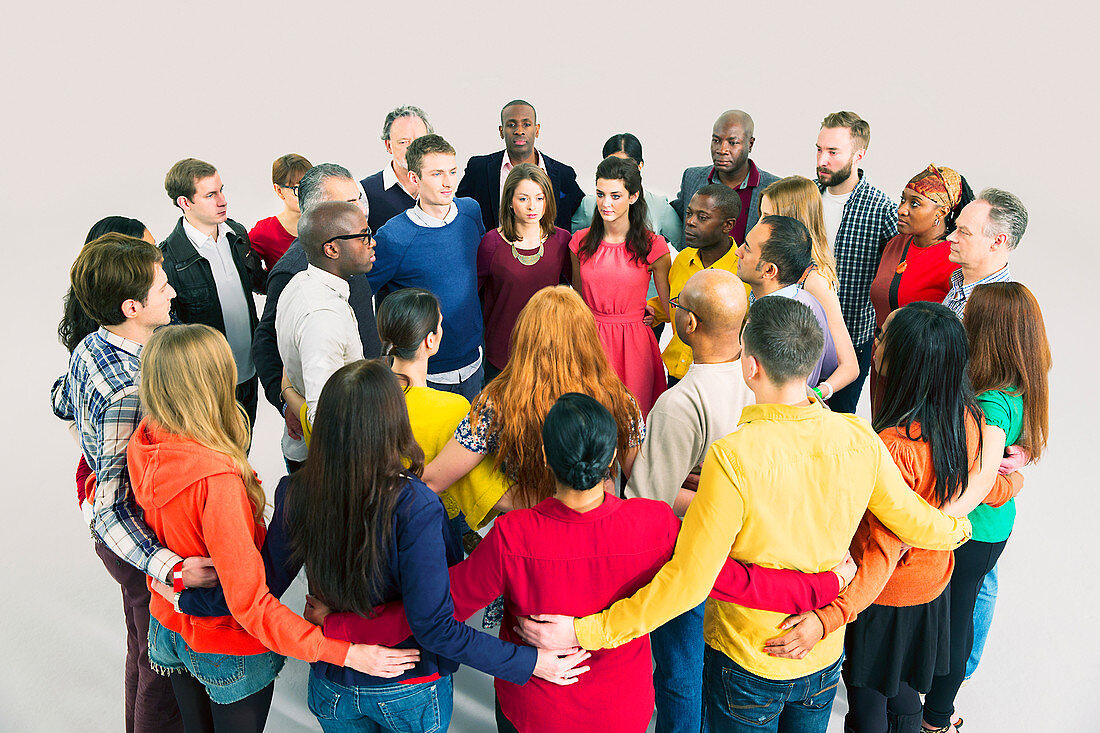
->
[647, 239, 749, 380]
[574, 400, 971, 680]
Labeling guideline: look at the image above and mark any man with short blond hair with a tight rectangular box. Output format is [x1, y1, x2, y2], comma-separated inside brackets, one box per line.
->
[815, 111, 897, 413]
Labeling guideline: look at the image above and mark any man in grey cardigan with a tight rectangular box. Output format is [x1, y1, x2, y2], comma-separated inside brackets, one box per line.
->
[671, 110, 780, 246]
[623, 268, 754, 733]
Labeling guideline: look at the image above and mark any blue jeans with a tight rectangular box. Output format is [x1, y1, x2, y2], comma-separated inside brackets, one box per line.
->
[147, 616, 285, 705]
[703, 646, 842, 733]
[651, 602, 705, 733]
[965, 563, 998, 679]
[307, 670, 453, 732]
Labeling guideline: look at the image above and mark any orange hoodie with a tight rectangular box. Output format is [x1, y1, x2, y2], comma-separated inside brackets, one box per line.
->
[128, 416, 349, 665]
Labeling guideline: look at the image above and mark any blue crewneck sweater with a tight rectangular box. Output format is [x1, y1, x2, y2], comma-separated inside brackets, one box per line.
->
[367, 198, 486, 372]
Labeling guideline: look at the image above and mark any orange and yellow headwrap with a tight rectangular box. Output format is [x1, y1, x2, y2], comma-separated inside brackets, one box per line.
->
[907, 164, 963, 210]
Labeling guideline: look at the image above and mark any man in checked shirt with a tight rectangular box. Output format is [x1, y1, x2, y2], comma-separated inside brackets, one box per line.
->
[815, 111, 898, 413]
[52, 233, 218, 733]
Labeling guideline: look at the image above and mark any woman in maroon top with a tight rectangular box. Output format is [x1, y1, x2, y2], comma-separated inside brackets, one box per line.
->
[869, 164, 972, 411]
[321, 393, 849, 732]
[477, 163, 571, 382]
[249, 153, 312, 273]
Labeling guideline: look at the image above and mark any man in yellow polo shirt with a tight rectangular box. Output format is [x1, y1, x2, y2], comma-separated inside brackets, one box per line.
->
[645, 184, 748, 387]
[516, 296, 972, 732]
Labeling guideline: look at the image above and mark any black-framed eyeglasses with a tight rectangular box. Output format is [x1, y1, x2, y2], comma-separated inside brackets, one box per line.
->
[873, 325, 885, 342]
[670, 296, 699, 320]
[324, 227, 373, 246]
[280, 184, 300, 195]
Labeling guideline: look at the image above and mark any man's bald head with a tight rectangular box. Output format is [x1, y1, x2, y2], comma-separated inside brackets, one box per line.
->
[714, 109, 754, 138]
[299, 201, 364, 266]
[680, 269, 748, 336]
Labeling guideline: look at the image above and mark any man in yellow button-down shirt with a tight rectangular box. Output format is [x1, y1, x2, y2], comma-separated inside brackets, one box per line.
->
[516, 296, 971, 732]
[646, 185, 751, 387]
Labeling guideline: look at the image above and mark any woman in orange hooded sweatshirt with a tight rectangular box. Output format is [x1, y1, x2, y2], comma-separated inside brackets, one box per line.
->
[129, 324, 416, 732]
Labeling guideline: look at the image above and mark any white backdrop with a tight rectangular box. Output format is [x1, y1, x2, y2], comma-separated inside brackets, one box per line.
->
[3, 1, 1097, 730]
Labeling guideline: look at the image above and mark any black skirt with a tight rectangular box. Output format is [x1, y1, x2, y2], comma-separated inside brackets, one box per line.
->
[842, 589, 950, 698]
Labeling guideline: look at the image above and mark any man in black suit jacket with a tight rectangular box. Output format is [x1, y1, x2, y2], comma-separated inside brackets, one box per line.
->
[456, 99, 584, 231]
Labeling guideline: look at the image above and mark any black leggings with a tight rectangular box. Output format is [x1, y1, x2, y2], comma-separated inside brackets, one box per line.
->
[922, 538, 1007, 728]
[845, 681, 922, 733]
[169, 672, 274, 733]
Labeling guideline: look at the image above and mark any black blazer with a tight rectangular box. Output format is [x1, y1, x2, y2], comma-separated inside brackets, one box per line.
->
[456, 150, 584, 232]
[160, 217, 260, 338]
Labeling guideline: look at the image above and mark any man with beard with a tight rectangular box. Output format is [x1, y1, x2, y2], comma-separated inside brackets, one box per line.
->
[671, 110, 779, 246]
[814, 111, 897, 413]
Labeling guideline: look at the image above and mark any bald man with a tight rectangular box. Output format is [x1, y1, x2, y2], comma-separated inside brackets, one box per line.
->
[275, 201, 375, 468]
[671, 109, 780, 247]
[624, 268, 754, 733]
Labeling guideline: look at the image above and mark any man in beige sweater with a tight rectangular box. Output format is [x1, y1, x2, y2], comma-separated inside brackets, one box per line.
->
[623, 267, 753, 733]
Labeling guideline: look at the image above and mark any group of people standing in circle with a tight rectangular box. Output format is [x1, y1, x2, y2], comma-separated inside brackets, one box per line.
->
[51, 99, 1049, 733]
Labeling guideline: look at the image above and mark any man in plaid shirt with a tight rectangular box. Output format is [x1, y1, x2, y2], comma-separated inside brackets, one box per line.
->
[52, 234, 216, 733]
[815, 111, 898, 413]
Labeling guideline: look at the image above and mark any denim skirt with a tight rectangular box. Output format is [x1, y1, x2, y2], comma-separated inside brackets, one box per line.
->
[148, 616, 285, 704]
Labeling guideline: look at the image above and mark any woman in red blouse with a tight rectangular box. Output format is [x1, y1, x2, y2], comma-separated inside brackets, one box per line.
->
[248, 153, 312, 273]
[870, 164, 972, 410]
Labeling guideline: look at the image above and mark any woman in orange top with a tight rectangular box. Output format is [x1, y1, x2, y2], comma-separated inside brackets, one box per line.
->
[130, 324, 405, 732]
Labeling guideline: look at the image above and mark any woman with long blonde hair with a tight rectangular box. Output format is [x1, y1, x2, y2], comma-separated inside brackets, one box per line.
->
[130, 324, 392, 733]
[422, 285, 643, 516]
[759, 176, 859, 409]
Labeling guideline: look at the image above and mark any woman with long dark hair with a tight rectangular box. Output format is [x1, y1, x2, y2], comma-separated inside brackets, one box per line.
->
[288, 359, 588, 731]
[569, 155, 672, 417]
[922, 283, 1051, 733]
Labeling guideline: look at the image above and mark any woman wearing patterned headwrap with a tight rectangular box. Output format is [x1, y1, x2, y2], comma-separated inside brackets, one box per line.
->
[869, 165, 974, 412]
[870, 165, 974, 331]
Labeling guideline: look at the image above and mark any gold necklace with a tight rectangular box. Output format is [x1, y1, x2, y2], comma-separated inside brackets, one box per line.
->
[510, 233, 547, 266]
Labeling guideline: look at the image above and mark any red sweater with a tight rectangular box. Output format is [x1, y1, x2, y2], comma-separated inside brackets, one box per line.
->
[324, 493, 841, 732]
[128, 417, 349, 665]
[249, 215, 295, 273]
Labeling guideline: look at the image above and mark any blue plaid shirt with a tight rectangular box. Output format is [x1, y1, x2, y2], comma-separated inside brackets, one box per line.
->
[52, 328, 181, 582]
[942, 265, 1012, 318]
[826, 171, 898, 345]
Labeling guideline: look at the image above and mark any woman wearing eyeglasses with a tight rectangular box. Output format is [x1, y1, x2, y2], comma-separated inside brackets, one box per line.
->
[249, 153, 313, 273]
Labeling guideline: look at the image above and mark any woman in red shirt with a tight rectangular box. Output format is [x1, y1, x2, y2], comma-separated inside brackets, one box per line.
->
[249, 153, 312, 273]
[869, 164, 972, 410]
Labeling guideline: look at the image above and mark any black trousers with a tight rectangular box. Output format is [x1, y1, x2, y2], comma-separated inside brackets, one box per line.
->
[235, 374, 258, 435]
[922, 538, 1008, 728]
[829, 337, 872, 414]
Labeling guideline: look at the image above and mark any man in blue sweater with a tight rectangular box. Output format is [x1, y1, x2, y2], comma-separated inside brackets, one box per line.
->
[368, 134, 487, 399]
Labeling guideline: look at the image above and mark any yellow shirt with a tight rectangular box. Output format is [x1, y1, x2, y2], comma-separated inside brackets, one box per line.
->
[574, 400, 971, 680]
[647, 240, 749, 379]
[404, 386, 510, 530]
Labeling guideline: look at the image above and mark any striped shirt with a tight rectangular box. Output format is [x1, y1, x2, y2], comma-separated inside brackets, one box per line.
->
[942, 265, 1012, 318]
[824, 171, 898, 345]
[51, 328, 181, 582]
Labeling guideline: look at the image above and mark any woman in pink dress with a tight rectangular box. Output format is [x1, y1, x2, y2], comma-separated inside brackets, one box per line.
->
[569, 156, 671, 417]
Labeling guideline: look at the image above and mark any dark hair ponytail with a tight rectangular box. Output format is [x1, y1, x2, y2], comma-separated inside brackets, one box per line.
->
[580, 156, 652, 264]
[375, 288, 442, 377]
[945, 175, 976, 232]
[58, 216, 149, 352]
[601, 133, 644, 164]
[542, 393, 617, 492]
